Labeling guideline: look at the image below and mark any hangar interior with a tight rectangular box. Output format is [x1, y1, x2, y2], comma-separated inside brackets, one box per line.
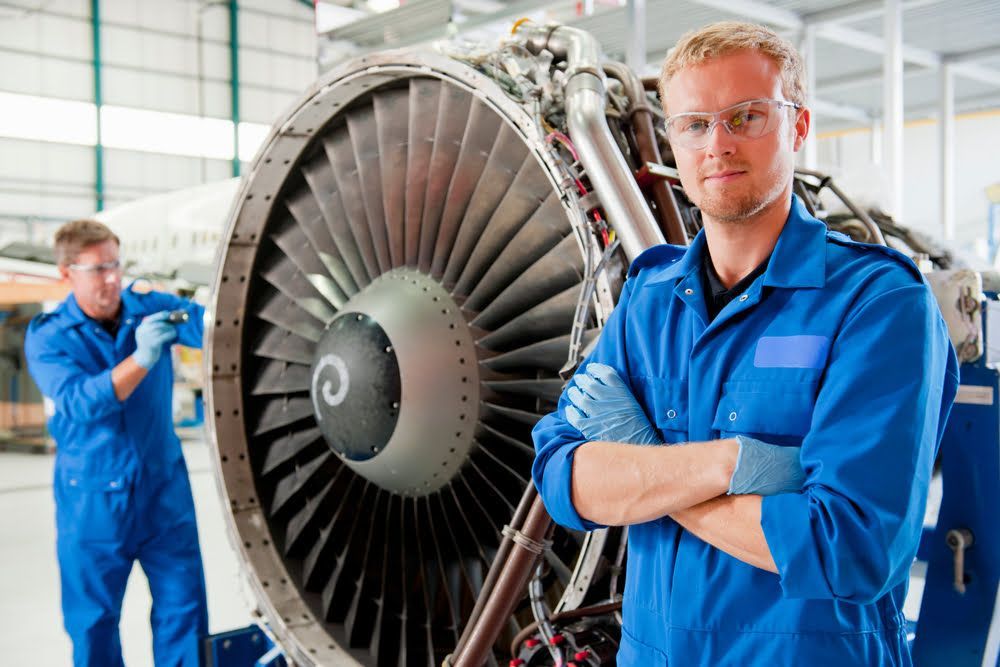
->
[1, 1, 999, 666]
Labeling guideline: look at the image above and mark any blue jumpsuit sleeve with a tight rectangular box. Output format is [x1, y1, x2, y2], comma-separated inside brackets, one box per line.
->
[174, 300, 205, 349]
[24, 321, 122, 423]
[761, 284, 959, 603]
[143, 291, 205, 349]
[531, 279, 635, 532]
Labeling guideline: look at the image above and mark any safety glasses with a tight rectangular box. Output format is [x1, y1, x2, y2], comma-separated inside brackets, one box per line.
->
[67, 259, 122, 276]
[665, 98, 802, 150]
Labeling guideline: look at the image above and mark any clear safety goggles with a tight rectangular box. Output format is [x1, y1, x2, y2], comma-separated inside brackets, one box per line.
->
[67, 259, 122, 276]
[664, 98, 802, 150]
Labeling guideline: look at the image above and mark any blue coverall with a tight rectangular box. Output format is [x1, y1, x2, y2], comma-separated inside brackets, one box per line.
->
[532, 195, 959, 666]
[25, 285, 208, 667]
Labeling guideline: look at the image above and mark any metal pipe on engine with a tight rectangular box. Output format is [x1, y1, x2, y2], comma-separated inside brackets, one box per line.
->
[451, 493, 552, 667]
[515, 23, 665, 261]
[602, 60, 688, 245]
[450, 484, 542, 660]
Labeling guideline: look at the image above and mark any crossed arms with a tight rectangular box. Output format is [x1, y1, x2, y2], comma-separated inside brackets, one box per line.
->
[565, 365, 784, 572]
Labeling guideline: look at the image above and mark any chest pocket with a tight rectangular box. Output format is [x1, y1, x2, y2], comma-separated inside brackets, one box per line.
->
[630, 376, 689, 444]
[712, 380, 816, 446]
[68, 328, 115, 373]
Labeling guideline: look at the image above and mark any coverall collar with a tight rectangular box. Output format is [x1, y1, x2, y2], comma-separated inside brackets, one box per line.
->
[761, 194, 827, 289]
[58, 293, 93, 328]
[643, 194, 827, 290]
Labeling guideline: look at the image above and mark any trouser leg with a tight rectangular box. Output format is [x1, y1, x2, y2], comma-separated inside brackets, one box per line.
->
[137, 461, 209, 667]
[57, 532, 132, 667]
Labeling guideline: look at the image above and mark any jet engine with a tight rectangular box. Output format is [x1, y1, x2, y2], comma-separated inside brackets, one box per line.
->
[205, 23, 949, 667]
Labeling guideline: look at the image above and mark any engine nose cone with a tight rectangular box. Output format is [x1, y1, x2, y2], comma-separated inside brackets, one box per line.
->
[308, 268, 480, 496]
[310, 312, 401, 462]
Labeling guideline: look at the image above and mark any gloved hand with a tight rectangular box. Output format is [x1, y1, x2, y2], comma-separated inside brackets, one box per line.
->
[565, 363, 664, 445]
[728, 435, 806, 496]
[134, 311, 179, 369]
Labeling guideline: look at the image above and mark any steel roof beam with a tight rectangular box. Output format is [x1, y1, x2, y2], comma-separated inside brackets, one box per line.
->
[817, 65, 923, 94]
[816, 26, 1000, 86]
[945, 45, 1000, 65]
[684, 0, 801, 30]
[811, 98, 872, 123]
[947, 63, 1000, 87]
[802, 0, 944, 27]
[452, 0, 506, 13]
[814, 23, 940, 68]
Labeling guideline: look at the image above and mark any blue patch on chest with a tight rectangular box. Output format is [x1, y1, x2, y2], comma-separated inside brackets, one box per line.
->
[753, 335, 830, 369]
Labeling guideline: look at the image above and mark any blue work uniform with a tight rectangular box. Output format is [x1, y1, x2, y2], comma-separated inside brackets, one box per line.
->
[532, 195, 959, 666]
[24, 285, 208, 667]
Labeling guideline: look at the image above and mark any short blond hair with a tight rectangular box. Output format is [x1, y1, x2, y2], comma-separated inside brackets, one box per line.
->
[658, 21, 806, 110]
[54, 219, 119, 266]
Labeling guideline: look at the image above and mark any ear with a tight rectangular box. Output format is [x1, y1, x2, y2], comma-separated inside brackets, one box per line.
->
[792, 106, 811, 152]
[57, 265, 70, 281]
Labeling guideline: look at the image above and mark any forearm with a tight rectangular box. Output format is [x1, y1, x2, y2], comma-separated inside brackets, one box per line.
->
[111, 356, 150, 401]
[571, 438, 738, 526]
[671, 495, 777, 573]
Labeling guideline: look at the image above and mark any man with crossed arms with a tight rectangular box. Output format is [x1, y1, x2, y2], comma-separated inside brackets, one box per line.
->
[532, 22, 957, 666]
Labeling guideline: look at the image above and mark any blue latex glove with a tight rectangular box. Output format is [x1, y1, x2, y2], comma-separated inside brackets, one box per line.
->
[565, 363, 664, 445]
[728, 435, 806, 496]
[134, 311, 178, 369]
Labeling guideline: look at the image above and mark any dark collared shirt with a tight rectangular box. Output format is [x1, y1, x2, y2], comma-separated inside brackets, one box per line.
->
[98, 316, 120, 338]
[701, 249, 770, 321]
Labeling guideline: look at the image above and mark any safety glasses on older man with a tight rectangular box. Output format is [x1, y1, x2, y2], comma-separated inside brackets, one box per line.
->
[664, 98, 802, 150]
[67, 259, 122, 276]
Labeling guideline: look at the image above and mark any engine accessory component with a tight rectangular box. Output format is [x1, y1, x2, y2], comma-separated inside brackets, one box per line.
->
[926, 270, 984, 364]
[510, 612, 620, 666]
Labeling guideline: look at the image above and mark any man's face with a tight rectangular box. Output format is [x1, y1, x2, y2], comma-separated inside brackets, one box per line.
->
[664, 50, 809, 224]
[58, 239, 123, 320]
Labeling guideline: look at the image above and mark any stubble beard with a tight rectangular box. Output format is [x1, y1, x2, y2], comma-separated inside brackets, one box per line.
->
[696, 158, 792, 225]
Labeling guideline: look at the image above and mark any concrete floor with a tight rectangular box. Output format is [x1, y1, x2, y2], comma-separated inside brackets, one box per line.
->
[0, 435, 254, 666]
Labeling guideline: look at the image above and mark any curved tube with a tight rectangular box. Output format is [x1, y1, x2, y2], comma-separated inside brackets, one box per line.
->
[795, 167, 887, 246]
[516, 24, 665, 261]
[452, 492, 552, 667]
[603, 60, 687, 245]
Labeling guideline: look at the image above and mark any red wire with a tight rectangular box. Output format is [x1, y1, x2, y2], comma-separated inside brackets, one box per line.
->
[548, 131, 606, 229]
[545, 131, 581, 163]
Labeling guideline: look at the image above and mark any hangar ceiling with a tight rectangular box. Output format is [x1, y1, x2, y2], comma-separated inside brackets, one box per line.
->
[316, 0, 1000, 133]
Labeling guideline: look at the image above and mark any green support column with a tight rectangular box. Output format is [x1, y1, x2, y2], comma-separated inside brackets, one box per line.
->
[230, 0, 240, 177]
[91, 0, 104, 210]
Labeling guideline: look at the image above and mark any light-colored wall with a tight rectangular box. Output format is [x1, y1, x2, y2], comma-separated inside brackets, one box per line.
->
[0, 0, 316, 246]
[817, 111, 1000, 253]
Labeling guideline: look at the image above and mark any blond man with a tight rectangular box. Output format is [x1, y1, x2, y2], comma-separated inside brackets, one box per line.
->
[533, 22, 957, 665]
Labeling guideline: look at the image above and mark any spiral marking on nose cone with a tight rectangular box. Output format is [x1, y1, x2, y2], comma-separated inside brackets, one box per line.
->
[311, 354, 350, 415]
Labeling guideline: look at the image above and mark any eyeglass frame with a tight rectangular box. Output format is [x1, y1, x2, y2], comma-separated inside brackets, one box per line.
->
[664, 98, 803, 150]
